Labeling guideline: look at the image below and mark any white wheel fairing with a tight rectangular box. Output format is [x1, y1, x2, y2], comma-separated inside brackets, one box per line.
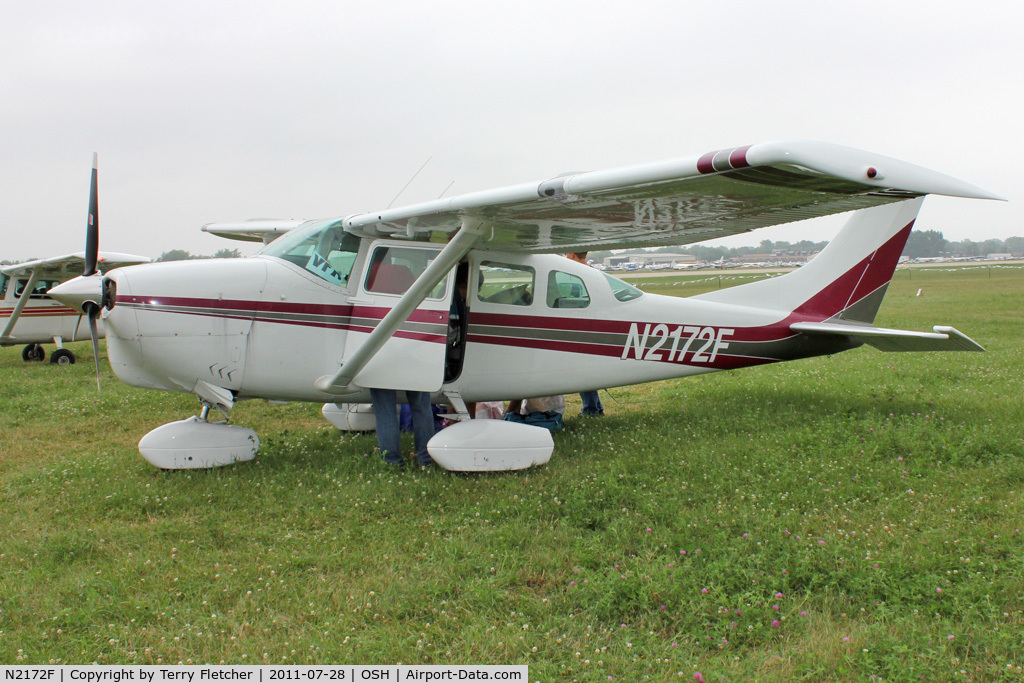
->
[427, 419, 552, 472]
[139, 417, 260, 469]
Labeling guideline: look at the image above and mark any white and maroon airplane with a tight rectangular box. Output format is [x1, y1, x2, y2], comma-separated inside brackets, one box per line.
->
[50, 141, 1002, 470]
[1, 255, 148, 364]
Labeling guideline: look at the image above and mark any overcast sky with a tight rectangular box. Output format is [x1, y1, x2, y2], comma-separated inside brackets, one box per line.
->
[2, 1, 1019, 261]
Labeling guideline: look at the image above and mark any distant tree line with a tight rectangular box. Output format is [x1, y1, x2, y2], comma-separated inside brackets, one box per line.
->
[156, 248, 242, 261]
[902, 231, 1023, 259]
[590, 232, 1024, 263]
[590, 239, 831, 264]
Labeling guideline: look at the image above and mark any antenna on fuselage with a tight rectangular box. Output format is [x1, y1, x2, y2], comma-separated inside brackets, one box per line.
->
[386, 156, 432, 209]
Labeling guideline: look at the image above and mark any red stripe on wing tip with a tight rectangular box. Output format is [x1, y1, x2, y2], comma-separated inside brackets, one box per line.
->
[729, 145, 752, 169]
[696, 152, 717, 175]
[699, 146, 753, 174]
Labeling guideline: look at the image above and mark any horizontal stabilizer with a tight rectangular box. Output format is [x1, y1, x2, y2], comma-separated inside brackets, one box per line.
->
[791, 322, 984, 352]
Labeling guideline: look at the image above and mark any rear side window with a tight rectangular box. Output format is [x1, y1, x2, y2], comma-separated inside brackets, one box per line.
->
[547, 271, 590, 309]
[365, 246, 446, 298]
[477, 262, 535, 306]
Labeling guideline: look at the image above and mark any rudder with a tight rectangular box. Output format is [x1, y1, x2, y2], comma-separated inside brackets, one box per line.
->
[691, 198, 923, 324]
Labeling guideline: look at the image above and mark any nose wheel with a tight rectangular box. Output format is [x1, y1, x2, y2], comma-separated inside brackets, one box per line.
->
[22, 344, 45, 362]
[50, 348, 76, 365]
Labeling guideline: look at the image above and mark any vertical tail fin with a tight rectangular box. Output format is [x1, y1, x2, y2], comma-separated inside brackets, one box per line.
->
[692, 198, 923, 324]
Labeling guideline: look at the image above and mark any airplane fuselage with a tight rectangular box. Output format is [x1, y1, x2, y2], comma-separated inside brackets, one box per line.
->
[99, 246, 854, 406]
[44, 139, 996, 470]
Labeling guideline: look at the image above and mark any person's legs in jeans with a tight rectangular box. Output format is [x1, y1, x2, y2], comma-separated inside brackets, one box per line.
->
[370, 388, 402, 465]
[407, 390, 436, 465]
[580, 390, 604, 416]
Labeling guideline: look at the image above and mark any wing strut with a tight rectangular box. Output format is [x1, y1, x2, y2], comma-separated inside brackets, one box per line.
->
[314, 217, 488, 395]
[0, 269, 41, 343]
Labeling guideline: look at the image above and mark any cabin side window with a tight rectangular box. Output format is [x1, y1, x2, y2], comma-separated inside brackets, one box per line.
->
[0, 273, 8, 298]
[365, 245, 446, 298]
[477, 262, 535, 306]
[14, 279, 60, 299]
[547, 270, 590, 309]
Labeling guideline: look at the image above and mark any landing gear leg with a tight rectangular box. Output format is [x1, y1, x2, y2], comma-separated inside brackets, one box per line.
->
[48, 336, 76, 365]
[441, 389, 473, 422]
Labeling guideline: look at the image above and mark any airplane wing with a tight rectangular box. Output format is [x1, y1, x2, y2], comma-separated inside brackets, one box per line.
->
[790, 321, 985, 352]
[1, 252, 151, 279]
[1, 251, 151, 345]
[201, 219, 308, 244]
[312, 140, 1000, 393]
[331, 140, 1002, 252]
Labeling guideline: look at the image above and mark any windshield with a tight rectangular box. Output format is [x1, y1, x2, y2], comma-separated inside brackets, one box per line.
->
[260, 219, 360, 287]
[603, 272, 644, 302]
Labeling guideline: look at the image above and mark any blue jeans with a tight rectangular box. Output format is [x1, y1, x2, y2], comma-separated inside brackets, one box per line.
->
[580, 390, 604, 416]
[370, 388, 435, 465]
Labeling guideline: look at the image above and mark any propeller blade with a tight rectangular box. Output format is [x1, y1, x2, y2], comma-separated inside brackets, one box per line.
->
[86, 303, 101, 392]
[84, 153, 99, 277]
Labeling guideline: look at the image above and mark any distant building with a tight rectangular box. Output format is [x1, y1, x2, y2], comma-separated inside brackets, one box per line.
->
[605, 253, 697, 267]
[732, 253, 776, 264]
[986, 253, 1013, 261]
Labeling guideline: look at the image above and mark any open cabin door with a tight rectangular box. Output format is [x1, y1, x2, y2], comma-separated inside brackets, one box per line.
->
[343, 241, 453, 392]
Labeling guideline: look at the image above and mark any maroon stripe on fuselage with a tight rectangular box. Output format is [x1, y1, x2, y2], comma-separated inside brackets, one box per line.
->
[116, 296, 445, 325]
[117, 295, 447, 343]
[468, 331, 776, 371]
[473, 311, 800, 345]
[470, 311, 632, 334]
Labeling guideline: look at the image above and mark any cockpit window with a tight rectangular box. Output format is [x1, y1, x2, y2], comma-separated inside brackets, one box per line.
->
[365, 245, 446, 298]
[603, 272, 644, 302]
[261, 219, 359, 287]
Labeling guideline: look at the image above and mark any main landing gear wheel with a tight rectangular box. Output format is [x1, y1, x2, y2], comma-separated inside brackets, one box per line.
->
[22, 344, 45, 362]
[50, 348, 76, 365]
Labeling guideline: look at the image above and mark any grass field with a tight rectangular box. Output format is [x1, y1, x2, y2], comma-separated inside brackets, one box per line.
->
[1, 266, 1023, 681]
